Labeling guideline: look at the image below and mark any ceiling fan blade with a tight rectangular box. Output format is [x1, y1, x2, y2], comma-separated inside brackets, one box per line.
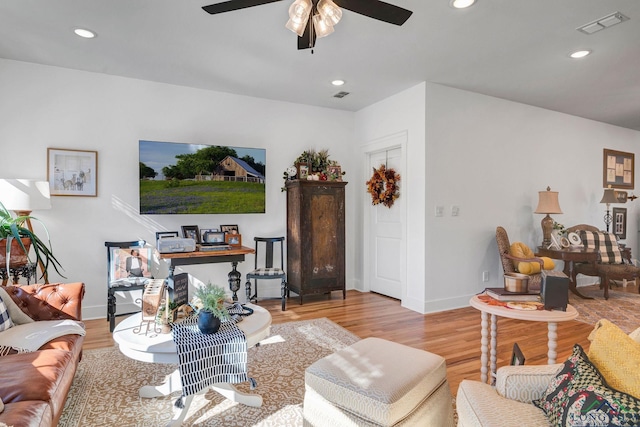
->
[335, 0, 412, 25]
[202, 0, 283, 14]
[297, 19, 315, 50]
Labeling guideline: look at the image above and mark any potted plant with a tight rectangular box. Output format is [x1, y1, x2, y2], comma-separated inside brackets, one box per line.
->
[0, 201, 64, 279]
[193, 283, 230, 334]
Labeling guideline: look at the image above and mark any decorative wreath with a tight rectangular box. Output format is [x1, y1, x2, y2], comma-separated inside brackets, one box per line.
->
[366, 164, 401, 208]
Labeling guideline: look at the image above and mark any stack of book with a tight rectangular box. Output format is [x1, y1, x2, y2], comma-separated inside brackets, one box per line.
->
[484, 287, 540, 302]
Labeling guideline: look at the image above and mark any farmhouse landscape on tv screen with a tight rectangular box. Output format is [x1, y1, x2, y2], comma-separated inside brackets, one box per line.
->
[139, 140, 266, 214]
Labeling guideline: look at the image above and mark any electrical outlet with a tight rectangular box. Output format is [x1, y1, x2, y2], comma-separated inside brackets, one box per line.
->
[435, 206, 444, 217]
[482, 271, 489, 282]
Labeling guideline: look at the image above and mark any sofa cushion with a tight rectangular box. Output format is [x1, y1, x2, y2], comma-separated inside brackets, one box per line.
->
[579, 230, 623, 264]
[0, 293, 14, 332]
[588, 319, 640, 398]
[533, 344, 640, 427]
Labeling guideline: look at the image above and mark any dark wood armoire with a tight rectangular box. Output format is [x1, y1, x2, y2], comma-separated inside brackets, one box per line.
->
[285, 180, 347, 304]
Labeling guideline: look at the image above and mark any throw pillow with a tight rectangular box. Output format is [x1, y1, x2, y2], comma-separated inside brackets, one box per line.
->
[0, 294, 14, 332]
[533, 344, 640, 427]
[579, 230, 623, 264]
[0, 286, 34, 325]
[588, 319, 640, 398]
[510, 242, 555, 274]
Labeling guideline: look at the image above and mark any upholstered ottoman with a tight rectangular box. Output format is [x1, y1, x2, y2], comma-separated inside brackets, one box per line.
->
[303, 337, 455, 426]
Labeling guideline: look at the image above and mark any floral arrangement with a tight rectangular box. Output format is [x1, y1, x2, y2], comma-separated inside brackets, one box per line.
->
[282, 148, 345, 190]
[366, 164, 401, 208]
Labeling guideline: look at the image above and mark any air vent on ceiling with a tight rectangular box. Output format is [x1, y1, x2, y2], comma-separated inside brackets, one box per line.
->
[333, 91, 350, 99]
[577, 11, 629, 35]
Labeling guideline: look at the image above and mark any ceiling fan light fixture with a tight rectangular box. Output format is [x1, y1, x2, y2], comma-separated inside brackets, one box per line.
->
[313, 13, 335, 38]
[317, 0, 342, 26]
[286, 0, 312, 36]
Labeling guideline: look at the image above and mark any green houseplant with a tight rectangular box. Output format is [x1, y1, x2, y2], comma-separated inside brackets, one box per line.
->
[193, 283, 230, 334]
[0, 201, 64, 279]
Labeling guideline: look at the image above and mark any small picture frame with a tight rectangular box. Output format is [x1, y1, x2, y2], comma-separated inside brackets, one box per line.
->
[225, 233, 242, 247]
[511, 343, 525, 366]
[201, 230, 225, 244]
[181, 225, 200, 243]
[220, 224, 239, 234]
[200, 228, 219, 242]
[296, 163, 309, 180]
[47, 148, 98, 197]
[613, 207, 627, 240]
[327, 165, 342, 181]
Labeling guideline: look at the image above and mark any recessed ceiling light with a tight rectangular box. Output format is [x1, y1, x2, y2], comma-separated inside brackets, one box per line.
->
[331, 79, 345, 86]
[570, 50, 591, 59]
[74, 28, 96, 39]
[451, 0, 476, 9]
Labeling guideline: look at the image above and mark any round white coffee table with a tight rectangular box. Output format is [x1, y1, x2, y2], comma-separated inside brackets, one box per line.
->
[113, 304, 271, 427]
[469, 295, 578, 384]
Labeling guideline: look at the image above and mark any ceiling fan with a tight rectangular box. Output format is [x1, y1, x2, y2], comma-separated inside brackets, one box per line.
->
[202, 0, 413, 50]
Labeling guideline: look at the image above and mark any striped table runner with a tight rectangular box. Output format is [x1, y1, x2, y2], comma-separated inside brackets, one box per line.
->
[172, 314, 248, 405]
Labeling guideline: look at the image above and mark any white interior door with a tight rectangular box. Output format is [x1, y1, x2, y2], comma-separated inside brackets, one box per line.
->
[367, 147, 404, 299]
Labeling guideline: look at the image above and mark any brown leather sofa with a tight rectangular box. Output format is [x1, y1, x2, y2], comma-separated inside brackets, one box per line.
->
[0, 282, 85, 427]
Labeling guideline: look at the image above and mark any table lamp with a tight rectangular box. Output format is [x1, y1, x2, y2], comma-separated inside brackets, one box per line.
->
[534, 186, 562, 248]
[599, 186, 618, 232]
[0, 179, 52, 281]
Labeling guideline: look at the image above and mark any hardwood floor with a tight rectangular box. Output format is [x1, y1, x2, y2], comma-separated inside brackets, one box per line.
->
[83, 285, 639, 394]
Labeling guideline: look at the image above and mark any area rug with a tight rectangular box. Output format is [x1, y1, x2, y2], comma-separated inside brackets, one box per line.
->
[59, 318, 360, 427]
[570, 285, 640, 333]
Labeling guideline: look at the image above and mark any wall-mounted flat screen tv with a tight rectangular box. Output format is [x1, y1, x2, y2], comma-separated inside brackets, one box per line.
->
[139, 140, 266, 214]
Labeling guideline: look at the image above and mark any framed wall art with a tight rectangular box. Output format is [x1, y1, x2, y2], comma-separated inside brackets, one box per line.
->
[47, 148, 98, 196]
[613, 207, 627, 240]
[603, 149, 634, 190]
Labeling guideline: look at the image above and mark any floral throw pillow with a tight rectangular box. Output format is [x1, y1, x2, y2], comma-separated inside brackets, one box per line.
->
[533, 344, 640, 426]
[0, 294, 14, 332]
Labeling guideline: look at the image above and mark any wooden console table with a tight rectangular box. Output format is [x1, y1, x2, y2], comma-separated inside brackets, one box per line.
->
[535, 246, 599, 299]
[160, 246, 255, 301]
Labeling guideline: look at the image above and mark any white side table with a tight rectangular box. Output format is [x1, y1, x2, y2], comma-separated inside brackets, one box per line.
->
[113, 304, 271, 426]
[469, 295, 578, 384]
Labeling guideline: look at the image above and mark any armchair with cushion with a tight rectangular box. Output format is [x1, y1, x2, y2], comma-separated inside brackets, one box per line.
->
[496, 227, 555, 292]
[457, 319, 640, 427]
[565, 224, 640, 299]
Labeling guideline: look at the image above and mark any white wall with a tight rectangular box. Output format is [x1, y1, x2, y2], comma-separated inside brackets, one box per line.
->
[4, 58, 640, 318]
[424, 83, 640, 311]
[356, 82, 640, 313]
[0, 59, 357, 319]
[354, 83, 427, 313]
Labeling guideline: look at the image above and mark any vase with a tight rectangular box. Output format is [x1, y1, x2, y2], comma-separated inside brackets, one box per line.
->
[197, 310, 221, 334]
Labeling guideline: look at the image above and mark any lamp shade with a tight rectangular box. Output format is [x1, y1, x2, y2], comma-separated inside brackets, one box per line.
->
[534, 186, 562, 214]
[0, 179, 51, 212]
[600, 188, 618, 204]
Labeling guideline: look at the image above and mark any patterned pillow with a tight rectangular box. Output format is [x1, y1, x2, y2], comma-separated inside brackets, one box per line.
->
[533, 344, 640, 427]
[579, 230, 623, 264]
[0, 294, 14, 332]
